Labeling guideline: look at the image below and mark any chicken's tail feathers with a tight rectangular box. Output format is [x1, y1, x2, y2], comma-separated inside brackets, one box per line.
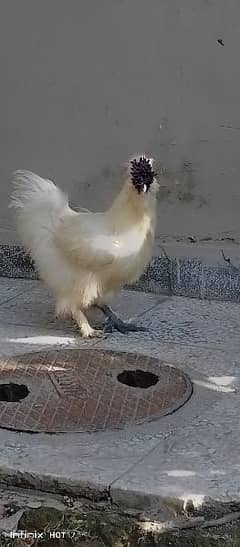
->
[9, 170, 70, 260]
[9, 170, 68, 212]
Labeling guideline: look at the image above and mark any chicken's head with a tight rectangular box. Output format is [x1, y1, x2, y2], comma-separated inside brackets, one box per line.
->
[130, 156, 158, 195]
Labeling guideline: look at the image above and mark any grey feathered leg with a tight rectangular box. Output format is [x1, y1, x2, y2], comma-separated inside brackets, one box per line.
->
[97, 304, 147, 334]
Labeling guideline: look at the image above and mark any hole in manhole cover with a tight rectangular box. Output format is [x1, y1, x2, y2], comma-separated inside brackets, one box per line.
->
[0, 350, 193, 433]
[0, 383, 29, 402]
[117, 369, 158, 388]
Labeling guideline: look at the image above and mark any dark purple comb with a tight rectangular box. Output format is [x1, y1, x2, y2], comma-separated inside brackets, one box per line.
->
[130, 156, 157, 193]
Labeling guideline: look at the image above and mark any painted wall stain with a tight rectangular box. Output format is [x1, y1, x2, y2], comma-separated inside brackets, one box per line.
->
[158, 160, 208, 208]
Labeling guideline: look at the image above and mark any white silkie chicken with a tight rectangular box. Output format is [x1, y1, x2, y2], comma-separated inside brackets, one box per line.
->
[10, 156, 159, 337]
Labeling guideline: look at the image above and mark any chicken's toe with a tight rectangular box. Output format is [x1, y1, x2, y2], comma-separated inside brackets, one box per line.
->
[103, 317, 147, 334]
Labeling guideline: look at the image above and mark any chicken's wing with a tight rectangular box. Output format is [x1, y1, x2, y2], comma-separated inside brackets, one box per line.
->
[54, 211, 116, 270]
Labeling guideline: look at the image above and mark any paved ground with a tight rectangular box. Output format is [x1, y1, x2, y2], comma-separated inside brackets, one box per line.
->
[0, 277, 239, 515]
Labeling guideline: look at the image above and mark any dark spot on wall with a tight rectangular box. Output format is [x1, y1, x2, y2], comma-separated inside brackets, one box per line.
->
[175, 160, 195, 203]
[101, 166, 112, 180]
[158, 186, 171, 200]
[177, 191, 194, 203]
[158, 160, 208, 208]
[196, 195, 208, 208]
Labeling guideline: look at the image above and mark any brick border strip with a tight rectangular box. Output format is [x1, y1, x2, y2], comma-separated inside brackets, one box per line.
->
[0, 244, 240, 303]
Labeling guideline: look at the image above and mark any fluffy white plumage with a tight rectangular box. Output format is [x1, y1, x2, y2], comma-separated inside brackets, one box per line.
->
[9, 162, 159, 337]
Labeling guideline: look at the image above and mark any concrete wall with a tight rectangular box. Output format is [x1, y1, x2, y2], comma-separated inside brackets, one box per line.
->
[1, 0, 240, 256]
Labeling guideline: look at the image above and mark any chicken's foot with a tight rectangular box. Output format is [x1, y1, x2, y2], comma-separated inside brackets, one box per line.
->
[72, 308, 102, 338]
[97, 304, 147, 334]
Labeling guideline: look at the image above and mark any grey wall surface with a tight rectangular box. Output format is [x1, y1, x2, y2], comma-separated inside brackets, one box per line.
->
[1, 0, 240, 256]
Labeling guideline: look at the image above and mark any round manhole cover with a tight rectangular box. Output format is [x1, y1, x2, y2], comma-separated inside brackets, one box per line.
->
[0, 350, 192, 433]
